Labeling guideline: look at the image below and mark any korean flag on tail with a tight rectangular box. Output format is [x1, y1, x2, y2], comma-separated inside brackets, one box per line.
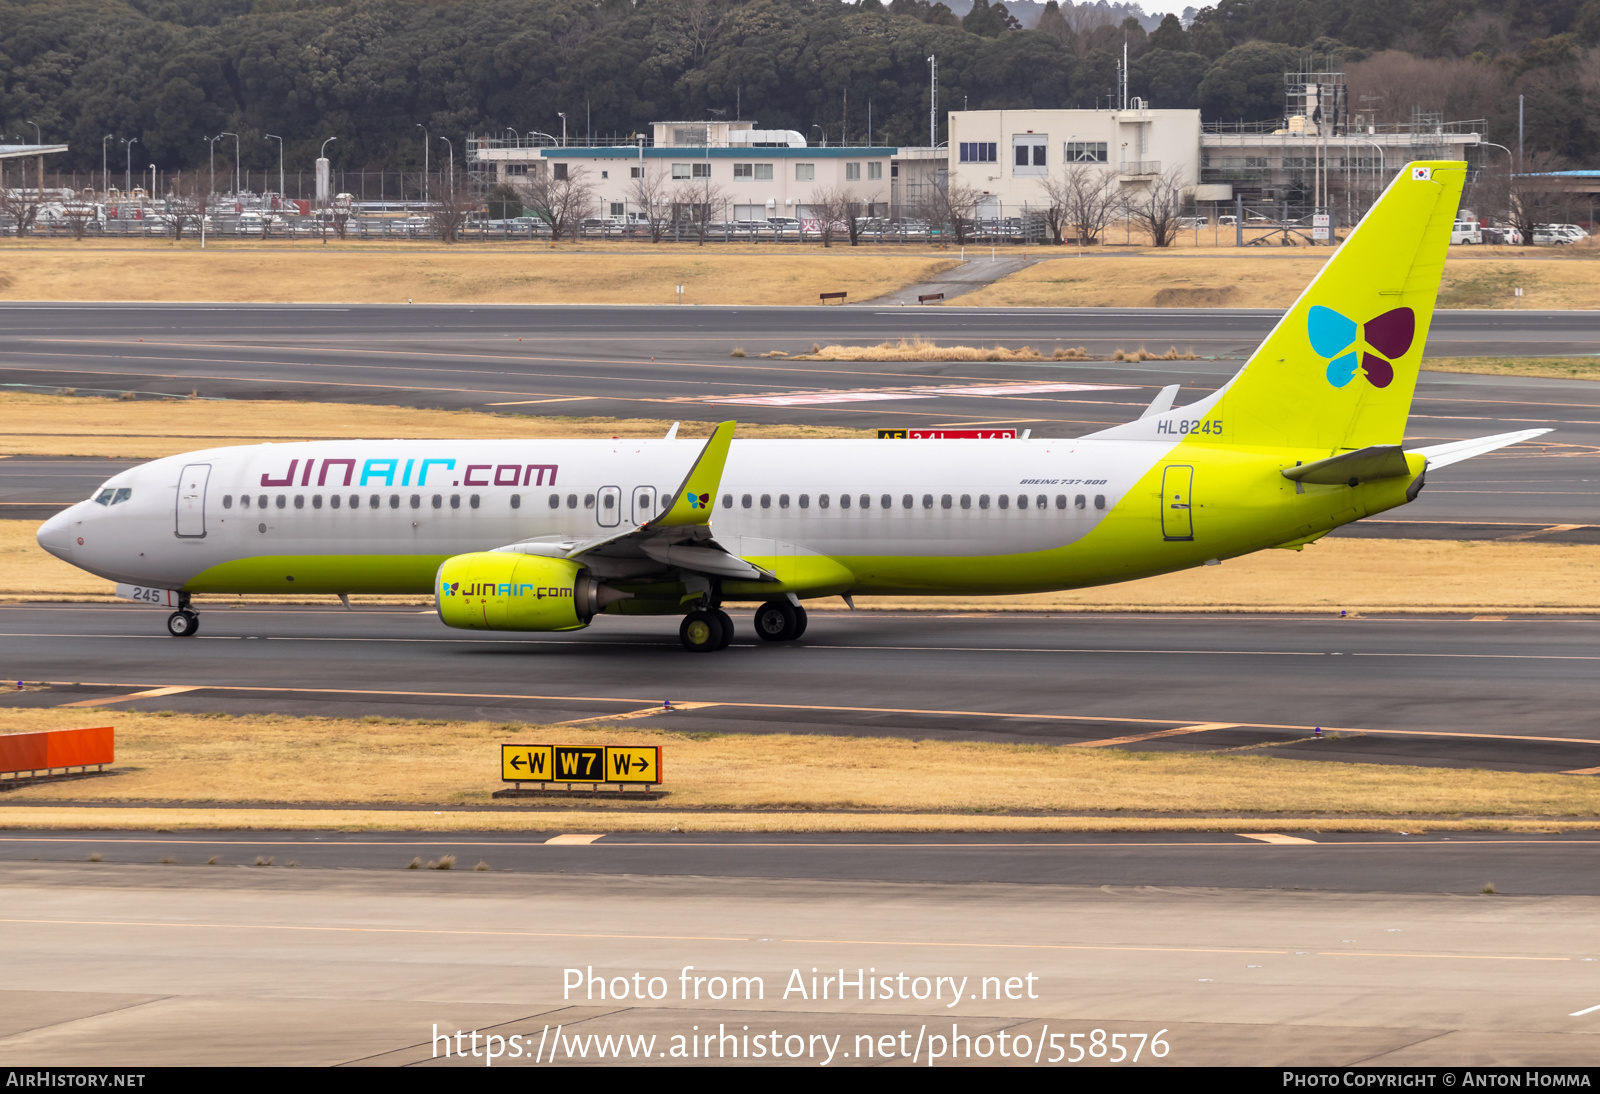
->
[1411, 166, 1433, 181]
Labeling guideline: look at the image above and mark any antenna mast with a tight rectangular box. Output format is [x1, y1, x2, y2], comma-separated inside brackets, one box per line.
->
[928, 54, 938, 147]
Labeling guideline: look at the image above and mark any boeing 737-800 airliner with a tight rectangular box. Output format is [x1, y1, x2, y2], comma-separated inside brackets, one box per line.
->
[36, 162, 1547, 651]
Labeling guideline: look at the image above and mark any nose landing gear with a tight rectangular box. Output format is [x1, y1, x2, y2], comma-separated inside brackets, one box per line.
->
[166, 609, 200, 637]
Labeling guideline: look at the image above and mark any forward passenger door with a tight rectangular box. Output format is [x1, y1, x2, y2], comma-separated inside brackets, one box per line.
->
[175, 464, 211, 539]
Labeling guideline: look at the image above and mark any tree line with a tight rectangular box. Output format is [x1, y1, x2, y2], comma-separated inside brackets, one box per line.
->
[2, 0, 1597, 180]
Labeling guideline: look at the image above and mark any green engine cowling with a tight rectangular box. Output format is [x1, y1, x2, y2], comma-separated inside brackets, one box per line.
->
[435, 552, 627, 631]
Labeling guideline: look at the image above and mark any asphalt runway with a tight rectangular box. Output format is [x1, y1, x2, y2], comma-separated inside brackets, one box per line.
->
[6, 604, 1600, 775]
[1, 303, 1596, 532]
[2, 861, 1597, 1066]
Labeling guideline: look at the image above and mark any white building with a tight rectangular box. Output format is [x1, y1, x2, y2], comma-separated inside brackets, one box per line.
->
[468, 121, 896, 225]
[946, 106, 1203, 216]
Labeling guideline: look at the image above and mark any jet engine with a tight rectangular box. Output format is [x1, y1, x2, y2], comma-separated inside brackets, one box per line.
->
[435, 552, 629, 631]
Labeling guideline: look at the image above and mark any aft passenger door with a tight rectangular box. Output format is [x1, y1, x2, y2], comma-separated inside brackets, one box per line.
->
[1160, 465, 1193, 542]
[175, 463, 211, 539]
[596, 485, 621, 528]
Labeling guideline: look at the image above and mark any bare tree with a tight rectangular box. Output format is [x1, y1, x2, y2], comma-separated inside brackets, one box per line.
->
[429, 171, 478, 243]
[0, 158, 43, 238]
[805, 185, 853, 248]
[1060, 162, 1121, 246]
[61, 198, 96, 240]
[919, 174, 981, 245]
[1035, 174, 1071, 245]
[1124, 168, 1190, 248]
[842, 187, 885, 246]
[517, 166, 598, 242]
[165, 174, 211, 242]
[669, 181, 726, 244]
[629, 165, 672, 242]
[1481, 149, 1570, 241]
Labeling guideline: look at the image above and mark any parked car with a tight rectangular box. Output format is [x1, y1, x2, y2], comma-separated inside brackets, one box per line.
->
[1532, 224, 1578, 245]
[1217, 214, 1238, 227]
[1176, 216, 1209, 230]
[1450, 220, 1483, 245]
[1481, 226, 1523, 245]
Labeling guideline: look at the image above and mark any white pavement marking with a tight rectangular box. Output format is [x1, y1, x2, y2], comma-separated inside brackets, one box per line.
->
[1568, 1003, 1600, 1017]
[57, 685, 200, 709]
[544, 834, 604, 845]
[1238, 834, 1319, 845]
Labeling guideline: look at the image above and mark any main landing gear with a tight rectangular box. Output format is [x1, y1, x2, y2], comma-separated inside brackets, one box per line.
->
[753, 599, 807, 643]
[166, 608, 200, 637]
[680, 599, 808, 652]
[680, 608, 734, 653]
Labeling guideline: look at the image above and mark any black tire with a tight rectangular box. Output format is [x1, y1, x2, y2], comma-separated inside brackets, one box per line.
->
[679, 609, 724, 653]
[166, 610, 199, 638]
[712, 608, 734, 649]
[791, 604, 808, 640]
[753, 600, 797, 642]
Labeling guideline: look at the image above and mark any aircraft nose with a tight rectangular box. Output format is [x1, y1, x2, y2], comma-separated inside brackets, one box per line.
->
[36, 507, 75, 559]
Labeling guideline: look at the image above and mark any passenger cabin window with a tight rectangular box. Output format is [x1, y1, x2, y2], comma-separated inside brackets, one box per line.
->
[760, 494, 770, 509]
[223, 495, 233, 509]
[799, 494, 810, 509]
[548, 494, 560, 509]
[1075, 495, 1086, 509]
[819, 494, 830, 509]
[511, 494, 521, 509]
[723, 494, 734, 508]
[779, 494, 790, 508]
[313, 495, 323, 509]
[1095, 494, 1106, 509]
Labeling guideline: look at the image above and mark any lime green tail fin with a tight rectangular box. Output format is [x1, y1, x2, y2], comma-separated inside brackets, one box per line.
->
[1215, 161, 1465, 454]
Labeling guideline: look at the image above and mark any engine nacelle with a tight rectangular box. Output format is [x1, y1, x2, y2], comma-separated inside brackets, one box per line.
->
[435, 552, 626, 631]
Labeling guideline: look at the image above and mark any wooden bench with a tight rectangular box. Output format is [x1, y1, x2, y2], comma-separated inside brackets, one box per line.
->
[918, 292, 945, 304]
[819, 291, 847, 304]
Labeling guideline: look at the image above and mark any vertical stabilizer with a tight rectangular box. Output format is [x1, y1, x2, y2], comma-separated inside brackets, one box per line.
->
[1213, 161, 1464, 453]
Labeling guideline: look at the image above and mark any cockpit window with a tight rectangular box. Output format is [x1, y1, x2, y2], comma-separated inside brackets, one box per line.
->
[94, 487, 132, 506]
[112, 488, 132, 505]
[94, 489, 114, 506]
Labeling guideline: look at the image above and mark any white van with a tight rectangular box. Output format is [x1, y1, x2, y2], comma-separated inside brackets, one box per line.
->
[1450, 220, 1482, 245]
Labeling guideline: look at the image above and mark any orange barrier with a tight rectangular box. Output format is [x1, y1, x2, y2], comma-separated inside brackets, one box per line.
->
[0, 726, 114, 777]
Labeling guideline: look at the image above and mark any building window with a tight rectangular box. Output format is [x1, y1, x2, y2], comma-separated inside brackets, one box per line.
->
[959, 143, 998, 163]
[755, 163, 773, 180]
[1245, 156, 1269, 169]
[505, 164, 528, 176]
[610, 202, 624, 216]
[693, 163, 710, 178]
[553, 163, 568, 181]
[795, 163, 815, 181]
[1013, 137, 1047, 174]
[630, 165, 642, 178]
[868, 162, 883, 180]
[1066, 142, 1108, 163]
[845, 162, 861, 181]
[891, 163, 899, 178]
[734, 163, 753, 178]
[672, 163, 692, 179]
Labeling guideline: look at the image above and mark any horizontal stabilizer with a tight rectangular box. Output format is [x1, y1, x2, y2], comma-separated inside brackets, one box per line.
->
[1408, 428, 1552, 470]
[1283, 445, 1411, 486]
[1140, 384, 1181, 419]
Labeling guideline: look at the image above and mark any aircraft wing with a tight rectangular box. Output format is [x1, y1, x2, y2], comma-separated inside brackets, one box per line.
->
[1407, 428, 1552, 470]
[489, 421, 776, 582]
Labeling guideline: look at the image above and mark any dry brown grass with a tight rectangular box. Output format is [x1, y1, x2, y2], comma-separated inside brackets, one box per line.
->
[0, 392, 870, 459]
[2, 709, 1597, 823]
[963, 254, 1600, 310]
[6, 518, 1598, 611]
[1424, 357, 1600, 382]
[4, 807, 1597, 833]
[0, 244, 957, 306]
[789, 338, 1088, 362]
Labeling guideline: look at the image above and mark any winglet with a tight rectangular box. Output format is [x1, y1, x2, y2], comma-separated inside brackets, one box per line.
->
[652, 421, 736, 527]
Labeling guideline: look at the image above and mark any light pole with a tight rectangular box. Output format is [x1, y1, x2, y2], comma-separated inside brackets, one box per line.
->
[439, 137, 453, 193]
[220, 131, 239, 197]
[505, 127, 519, 142]
[122, 137, 138, 195]
[102, 135, 113, 195]
[264, 134, 284, 207]
[25, 121, 41, 144]
[558, 112, 567, 147]
[811, 124, 826, 147]
[416, 124, 428, 203]
[207, 134, 222, 197]
[319, 136, 337, 238]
